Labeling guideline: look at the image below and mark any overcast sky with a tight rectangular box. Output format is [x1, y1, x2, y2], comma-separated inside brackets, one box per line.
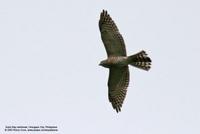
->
[0, 0, 200, 134]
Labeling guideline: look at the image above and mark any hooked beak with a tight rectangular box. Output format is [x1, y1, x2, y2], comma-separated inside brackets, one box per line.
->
[99, 62, 103, 66]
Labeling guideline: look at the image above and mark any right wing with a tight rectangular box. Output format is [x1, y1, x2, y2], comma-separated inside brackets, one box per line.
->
[108, 66, 129, 112]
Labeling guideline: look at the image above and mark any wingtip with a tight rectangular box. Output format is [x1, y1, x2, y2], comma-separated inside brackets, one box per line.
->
[101, 9, 108, 15]
[115, 107, 121, 113]
[110, 99, 122, 113]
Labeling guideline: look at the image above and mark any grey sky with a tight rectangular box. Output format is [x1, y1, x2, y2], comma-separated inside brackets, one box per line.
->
[0, 0, 200, 134]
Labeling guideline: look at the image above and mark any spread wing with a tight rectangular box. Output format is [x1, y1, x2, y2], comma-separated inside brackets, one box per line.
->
[108, 67, 129, 112]
[99, 10, 127, 57]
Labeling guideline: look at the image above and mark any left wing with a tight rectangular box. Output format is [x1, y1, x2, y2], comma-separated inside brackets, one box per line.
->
[99, 10, 127, 57]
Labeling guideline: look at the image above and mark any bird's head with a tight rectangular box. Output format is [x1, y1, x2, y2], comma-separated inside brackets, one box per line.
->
[99, 60, 109, 68]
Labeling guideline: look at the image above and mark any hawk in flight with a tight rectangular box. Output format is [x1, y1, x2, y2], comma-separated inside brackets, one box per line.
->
[99, 10, 152, 113]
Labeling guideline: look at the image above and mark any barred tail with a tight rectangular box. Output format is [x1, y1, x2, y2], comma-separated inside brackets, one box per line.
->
[128, 50, 151, 71]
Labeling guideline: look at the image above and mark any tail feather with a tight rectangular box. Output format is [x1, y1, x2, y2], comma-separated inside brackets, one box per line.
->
[128, 50, 151, 71]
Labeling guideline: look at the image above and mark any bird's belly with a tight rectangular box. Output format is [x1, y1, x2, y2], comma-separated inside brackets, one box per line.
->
[107, 56, 128, 67]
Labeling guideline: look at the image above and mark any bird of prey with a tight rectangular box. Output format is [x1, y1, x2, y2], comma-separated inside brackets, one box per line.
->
[99, 10, 152, 113]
